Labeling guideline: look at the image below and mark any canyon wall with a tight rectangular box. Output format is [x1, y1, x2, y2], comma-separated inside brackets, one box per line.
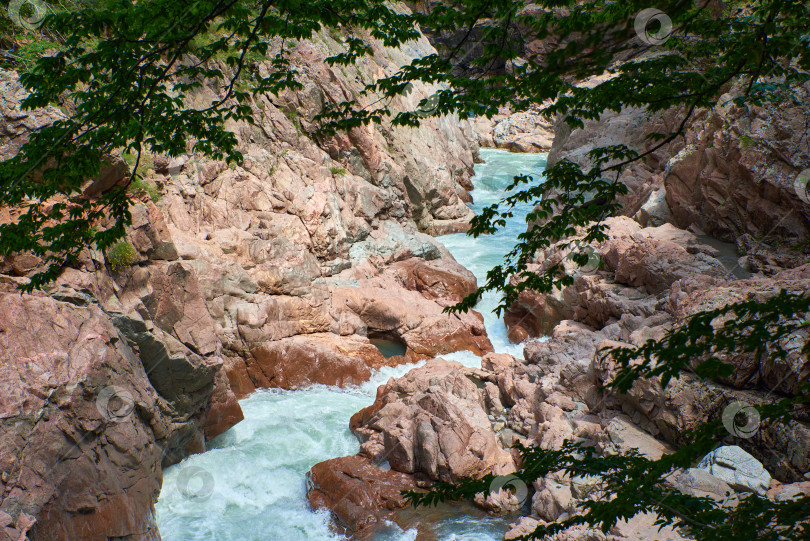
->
[0, 17, 492, 540]
[308, 78, 810, 540]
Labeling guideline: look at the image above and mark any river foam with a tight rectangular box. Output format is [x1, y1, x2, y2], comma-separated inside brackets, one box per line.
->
[155, 149, 547, 540]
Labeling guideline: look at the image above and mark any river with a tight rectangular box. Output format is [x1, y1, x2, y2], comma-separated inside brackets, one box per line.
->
[155, 149, 547, 540]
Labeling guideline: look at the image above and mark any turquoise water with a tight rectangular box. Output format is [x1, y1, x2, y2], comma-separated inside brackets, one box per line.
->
[442, 149, 548, 361]
[155, 149, 547, 540]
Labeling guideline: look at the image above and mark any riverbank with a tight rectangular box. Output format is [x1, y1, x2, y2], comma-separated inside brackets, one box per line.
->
[155, 149, 547, 540]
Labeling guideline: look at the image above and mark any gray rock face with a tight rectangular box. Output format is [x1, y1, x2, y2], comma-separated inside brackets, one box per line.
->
[673, 468, 736, 503]
[697, 446, 772, 495]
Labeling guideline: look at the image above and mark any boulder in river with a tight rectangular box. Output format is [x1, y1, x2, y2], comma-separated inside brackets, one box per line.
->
[306, 455, 420, 540]
[350, 358, 515, 483]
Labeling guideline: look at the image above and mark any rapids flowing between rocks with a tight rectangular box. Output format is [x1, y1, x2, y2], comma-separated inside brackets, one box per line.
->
[3, 9, 810, 539]
[154, 150, 547, 540]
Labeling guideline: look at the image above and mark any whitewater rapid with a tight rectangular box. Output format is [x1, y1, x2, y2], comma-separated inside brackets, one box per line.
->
[155, 149, 547, 540]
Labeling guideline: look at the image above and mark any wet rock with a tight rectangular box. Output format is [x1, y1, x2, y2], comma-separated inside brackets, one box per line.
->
[306, 455, 418, 540]
[201, 370, 244, 440]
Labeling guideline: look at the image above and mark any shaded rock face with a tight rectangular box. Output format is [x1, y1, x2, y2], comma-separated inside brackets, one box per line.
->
[664, 84, 810, 244]
[0, 290, 226, 541]
[547, 99, 688, 216]
[548, 79, 810, 249]
[0, 72, 129, 201]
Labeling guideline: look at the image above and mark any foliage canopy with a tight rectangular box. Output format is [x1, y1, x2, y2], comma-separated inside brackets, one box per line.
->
[1, 0, 809, 538]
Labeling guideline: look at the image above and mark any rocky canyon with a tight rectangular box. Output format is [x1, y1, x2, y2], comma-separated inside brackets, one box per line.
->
[1, 3, 809, 541]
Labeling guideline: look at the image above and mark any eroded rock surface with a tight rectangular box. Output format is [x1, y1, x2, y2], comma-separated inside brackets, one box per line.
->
[0, 15, 491, 540]
[311, 71, 810, 540]
[350, 358, 515, 483]
[0, 290, 228, 541]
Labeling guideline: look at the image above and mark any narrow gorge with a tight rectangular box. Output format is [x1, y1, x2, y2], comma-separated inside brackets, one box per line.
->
[0, 2, 808, 541]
